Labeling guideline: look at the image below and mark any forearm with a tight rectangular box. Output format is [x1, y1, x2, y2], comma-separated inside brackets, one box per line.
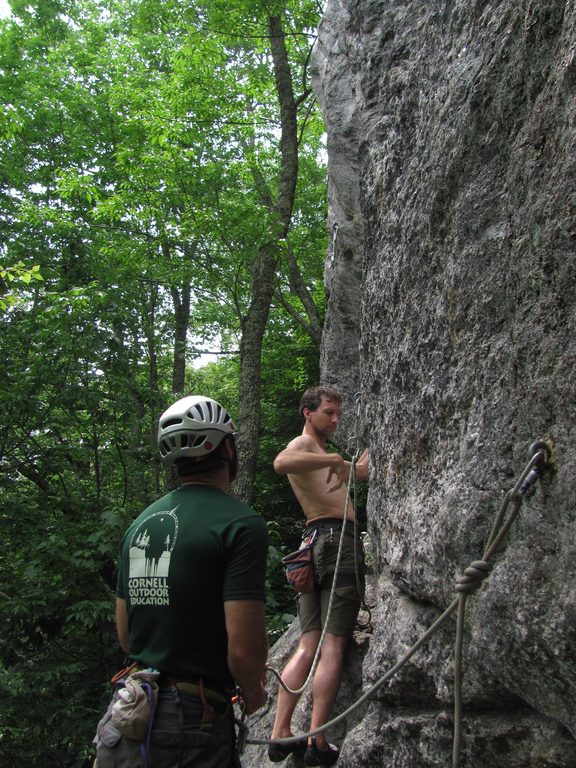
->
[225, 600, 268, 713]
[227, 633, 268, 697]
[274, 449, 342, 475]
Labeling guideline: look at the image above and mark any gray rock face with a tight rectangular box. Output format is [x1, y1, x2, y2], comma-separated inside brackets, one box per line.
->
[313, 0, 367, 434]
[241, 1, 576, 766]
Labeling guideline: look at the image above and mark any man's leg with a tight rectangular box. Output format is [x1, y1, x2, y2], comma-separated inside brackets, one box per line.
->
[149, 691, 235, 768]
[271, 629, 321, 739]
[308, 632, 348, 750]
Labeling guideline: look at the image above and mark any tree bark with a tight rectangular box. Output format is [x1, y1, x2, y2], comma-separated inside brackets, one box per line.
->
[163, 241, 193, 396]
[233, 241, 278, 503]
[233, 14, 299, 504]
[275, 243, 324, 345]
[170, 281, 191, 395]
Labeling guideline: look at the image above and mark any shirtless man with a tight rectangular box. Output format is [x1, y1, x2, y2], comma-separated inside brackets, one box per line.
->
[269, 386, 368, 767]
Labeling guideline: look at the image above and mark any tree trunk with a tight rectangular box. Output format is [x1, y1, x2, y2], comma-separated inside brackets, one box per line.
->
[233, 14, 299, 504]
[170, 280, 191, 396]
[233, 242, 278, 502]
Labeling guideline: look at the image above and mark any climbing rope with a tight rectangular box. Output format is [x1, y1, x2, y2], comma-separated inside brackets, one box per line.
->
[243, 438, 554, 762]
[451, 438, 554, 766]
[346, 391, 362, 459]
[349, 392, 373, 629]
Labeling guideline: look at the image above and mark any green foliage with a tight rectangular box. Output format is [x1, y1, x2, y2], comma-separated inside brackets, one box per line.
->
[0, 0, 327, 764]
[0, 262, 43, 311]
[0, 486, 124, 766]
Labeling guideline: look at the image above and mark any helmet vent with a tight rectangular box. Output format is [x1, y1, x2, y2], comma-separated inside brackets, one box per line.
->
[162, 417, 183, 429]
[186, 400, 231, 425]
[189, 404, 206, 422]
[159, 438, 172, 456]
[179, 433, 206, 448]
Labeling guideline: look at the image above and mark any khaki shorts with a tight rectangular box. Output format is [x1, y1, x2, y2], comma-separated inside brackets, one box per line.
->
[298, 525, 365, 637]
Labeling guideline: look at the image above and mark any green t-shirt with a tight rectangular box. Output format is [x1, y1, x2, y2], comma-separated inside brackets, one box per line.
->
[116, 485, 268, 689]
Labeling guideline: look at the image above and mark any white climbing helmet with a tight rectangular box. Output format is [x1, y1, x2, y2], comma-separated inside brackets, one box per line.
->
[158, 395, 236, 465]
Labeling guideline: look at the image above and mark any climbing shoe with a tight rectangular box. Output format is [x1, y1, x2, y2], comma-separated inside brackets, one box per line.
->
[304, 739, 339, 766]
[268, 738, 307, 763]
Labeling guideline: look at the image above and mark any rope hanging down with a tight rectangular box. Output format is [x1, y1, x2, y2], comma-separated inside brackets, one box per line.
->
[451, 438, 554, 767]
[243, 438, 555, 764]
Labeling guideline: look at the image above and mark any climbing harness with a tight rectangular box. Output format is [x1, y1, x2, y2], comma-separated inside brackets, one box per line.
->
[245, 437, 555, 764]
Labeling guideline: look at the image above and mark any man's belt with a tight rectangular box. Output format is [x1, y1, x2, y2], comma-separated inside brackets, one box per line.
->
[161, 679, 230, 712]
[306, 517, 358, 536]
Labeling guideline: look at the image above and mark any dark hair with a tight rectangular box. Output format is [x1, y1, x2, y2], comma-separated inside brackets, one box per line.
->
[175, 434, 237, 480]
[299, 386, 341, 418]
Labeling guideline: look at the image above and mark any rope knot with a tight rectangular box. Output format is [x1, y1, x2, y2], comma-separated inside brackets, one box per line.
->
[455, 560, 491, 595]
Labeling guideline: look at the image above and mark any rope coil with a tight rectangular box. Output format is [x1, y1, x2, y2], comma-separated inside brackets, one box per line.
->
[455, 560, 491, 595]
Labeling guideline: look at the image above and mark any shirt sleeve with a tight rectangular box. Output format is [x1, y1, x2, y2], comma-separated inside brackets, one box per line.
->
[222, 514, 269, 602]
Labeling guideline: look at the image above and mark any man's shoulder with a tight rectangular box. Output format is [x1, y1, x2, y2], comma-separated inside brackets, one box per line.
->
[223, 504, 268, 553]
[128, 491, 176, 524]
[218, 496, 267, 530]
[286, 433, 322, 453]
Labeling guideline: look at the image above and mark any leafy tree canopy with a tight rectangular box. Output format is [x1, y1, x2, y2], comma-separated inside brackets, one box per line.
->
[0, 0, 327, 764]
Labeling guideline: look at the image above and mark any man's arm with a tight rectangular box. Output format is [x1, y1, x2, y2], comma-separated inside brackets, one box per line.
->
[274, 447, 345, 476]
[115, 597, 130, 654]
[224, 600, 268, 715]
[274, 434, 348, 489]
